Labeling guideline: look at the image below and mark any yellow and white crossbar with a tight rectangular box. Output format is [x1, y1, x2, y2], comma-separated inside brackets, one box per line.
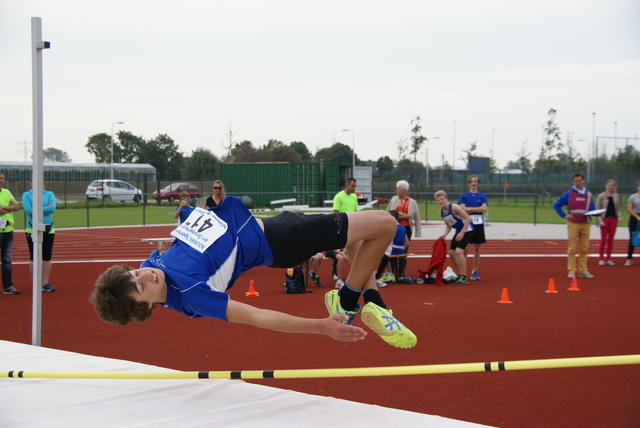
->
[2, 355, 639, 380]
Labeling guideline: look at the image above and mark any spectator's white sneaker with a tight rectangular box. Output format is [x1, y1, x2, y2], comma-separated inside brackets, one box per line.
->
[375, 279, 387, 288]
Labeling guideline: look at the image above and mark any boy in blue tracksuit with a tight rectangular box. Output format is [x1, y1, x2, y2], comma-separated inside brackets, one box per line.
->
[91, 196, 417, 349]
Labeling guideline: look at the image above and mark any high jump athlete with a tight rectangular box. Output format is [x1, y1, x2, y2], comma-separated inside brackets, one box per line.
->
[91, 196, 417, 348]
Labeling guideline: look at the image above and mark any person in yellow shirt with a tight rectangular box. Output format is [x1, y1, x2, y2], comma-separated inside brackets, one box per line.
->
[332, 178, 358, 213]
[0, 172, 20, 295]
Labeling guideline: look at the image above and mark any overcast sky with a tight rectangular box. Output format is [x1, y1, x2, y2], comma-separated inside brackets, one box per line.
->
[2, 0, 639, 171]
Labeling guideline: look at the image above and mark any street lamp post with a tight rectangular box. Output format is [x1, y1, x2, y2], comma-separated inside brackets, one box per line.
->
[110, 121, 124, 180]
[590, 112, 596, 183]
[452, 120, 457, 172]
[491, 127, 496, 160]
[341, 129, 355, 175]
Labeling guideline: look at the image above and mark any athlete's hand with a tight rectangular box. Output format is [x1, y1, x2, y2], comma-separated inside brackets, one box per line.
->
[324, 314, 367, 342]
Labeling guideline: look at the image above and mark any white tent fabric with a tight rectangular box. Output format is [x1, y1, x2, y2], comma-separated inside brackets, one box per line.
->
[0, 340, 489, 428]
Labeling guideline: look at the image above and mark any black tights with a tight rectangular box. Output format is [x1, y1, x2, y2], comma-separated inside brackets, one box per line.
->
[628, 216, 638, 259]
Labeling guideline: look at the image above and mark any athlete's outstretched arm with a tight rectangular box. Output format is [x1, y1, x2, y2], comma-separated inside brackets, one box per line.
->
[226, 300, 367, 342]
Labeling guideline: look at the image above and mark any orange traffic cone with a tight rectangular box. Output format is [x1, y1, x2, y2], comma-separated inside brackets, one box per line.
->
[567, 276, 581, 291]
[245, 280, 259, 297]
[546, 278, 558, 294]
[497, 287, 512, 304]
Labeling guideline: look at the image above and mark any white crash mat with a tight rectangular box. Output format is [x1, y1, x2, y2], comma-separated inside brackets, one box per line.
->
[0, 340, 489, 427]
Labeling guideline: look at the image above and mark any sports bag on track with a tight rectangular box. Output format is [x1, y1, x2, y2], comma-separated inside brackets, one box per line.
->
[284, 266, 306, 294]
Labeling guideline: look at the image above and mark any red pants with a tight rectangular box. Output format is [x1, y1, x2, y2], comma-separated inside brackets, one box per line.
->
[598, 217, 618, 261]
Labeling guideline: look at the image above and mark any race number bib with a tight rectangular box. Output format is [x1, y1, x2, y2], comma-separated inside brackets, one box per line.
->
[171, 207, 228, 253]
[0, 218, 6, 229]
[442, 214, 457, 227]
[471, 215, 484, 225]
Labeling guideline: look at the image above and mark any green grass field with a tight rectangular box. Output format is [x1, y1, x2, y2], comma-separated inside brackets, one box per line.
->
[9, 197, 568, 229]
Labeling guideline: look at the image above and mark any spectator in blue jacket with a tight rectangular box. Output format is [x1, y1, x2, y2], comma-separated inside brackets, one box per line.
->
[22, 182, 57, 292]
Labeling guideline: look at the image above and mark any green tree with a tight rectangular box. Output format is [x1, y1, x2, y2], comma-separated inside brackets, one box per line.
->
[229, 140, 274, 162]
[138, 134, 183, 179]
[44, 147, 71, 162]
[409, 116, 427, 163]
[376, 156, 394, 175]
[395, 158, 414, 182]
[611, 144, 640, 178]
[395, 136, 408, 161]
[544, 108, 562, 157]
[271, 146, 303, 162]
[409, 116, 427, 190]
[264, 139, 284, 151]
[536, 108, 562, 173]
[85, 133, 112, 163]
[262, 139, 303, 162]
[290, 141, 312, 161]
[221, 122, 238, 158]
[461, 141, 478, 169]
[507, 141, 533, 174]
[116, 131, 146, 163]
[554, 132, 584, 174]
[315, 142, 355, 164]
[183, 147, 220, 181]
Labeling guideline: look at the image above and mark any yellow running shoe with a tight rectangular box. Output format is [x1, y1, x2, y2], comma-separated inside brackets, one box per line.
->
[360, 302, 417, 349]
[324, 289, 359, 325]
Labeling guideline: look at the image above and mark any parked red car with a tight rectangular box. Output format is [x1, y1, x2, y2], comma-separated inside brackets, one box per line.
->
[152, 183, 201, 202]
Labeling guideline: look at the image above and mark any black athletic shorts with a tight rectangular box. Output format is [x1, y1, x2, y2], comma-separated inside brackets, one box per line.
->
[26, 232, 55, 261]
[470, 224, 486, 244]
[450, 230, 473, 251]
[262, 211, 349, 268]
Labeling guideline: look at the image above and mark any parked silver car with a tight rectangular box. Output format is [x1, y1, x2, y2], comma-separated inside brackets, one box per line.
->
[85, 179, 143, 202]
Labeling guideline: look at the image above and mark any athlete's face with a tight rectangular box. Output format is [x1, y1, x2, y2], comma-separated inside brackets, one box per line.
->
[435, 195, 448, 209]
[468, 177, 479, 191]
[128, 267, 166, 307]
